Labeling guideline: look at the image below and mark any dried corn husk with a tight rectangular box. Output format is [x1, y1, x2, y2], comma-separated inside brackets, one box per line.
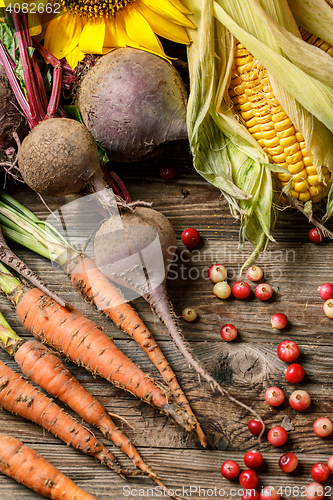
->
[184, 0, 333, 268]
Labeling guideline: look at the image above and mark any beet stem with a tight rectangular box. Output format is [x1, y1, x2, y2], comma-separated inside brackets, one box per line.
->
[46, 64, 62, 118]
[148, 283, 265, 428]
[109, 170, 132, 204]
[12, 13, 41, 125]
[0, 43, 34, 127]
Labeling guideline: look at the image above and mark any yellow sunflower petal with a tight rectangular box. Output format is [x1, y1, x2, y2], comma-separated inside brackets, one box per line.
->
[0, 1, 5, 7]
[28, 13, 43, 37]
[122, 4, 164, 55]
[79, 17, 105, 54]
[44, 12, 81, 61]
[140, 0, 195, 28]
[66, 44, 85, 69]
[137, 1, 191, 44]
[104, 14, 136, 48]
[168, 0, 193, 15]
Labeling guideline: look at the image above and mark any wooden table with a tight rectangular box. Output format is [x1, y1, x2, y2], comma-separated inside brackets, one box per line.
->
[1, 143, 333, 499]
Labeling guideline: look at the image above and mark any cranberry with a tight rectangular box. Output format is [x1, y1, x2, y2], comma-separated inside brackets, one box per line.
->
[277, 340, 300, 363]
[247, 266, 263, 282]
[279, 452, 298, 473]
[265, 387, 285, 407]
[309, 227, 324, 244]
[181, 228, 200, 248]
[305, 482, 325, 500]
[314, 418, 333, 437]
[259, 487, 281, 500]
[255, 283, 273, 301]
[323, 298, 333, 319]
[221, 460, 240, 480]
[182, 307, 197, 322]
[248, 419, 265, 436]
[271, 313, 288, 330]
[244, 450, 263, 470]
[213, 281, 231, 299]
[242, 490, 260, 500]
[208, 264, 227, 283]
[318, 283, 333, 301]
[289, 390, 311, 411]
[239, 470, 259, 489]
[311, 463, 330, 483]
[220, 324, 237, 341]
[158, 166, 176, 181]
[327, 455, 333, 472]
[267, 426, 288, 447]
[232, 281, 251, 300]
[285, 363, 305, 383]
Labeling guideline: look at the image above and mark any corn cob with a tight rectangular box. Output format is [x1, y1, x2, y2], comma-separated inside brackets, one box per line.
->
[228, 41, 331, 203]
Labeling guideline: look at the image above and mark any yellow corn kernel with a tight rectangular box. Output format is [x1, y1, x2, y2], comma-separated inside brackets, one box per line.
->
[288, 161, 305, 174]
[299, 191, 311, 202]
[277, 172, 292, 182]
[294, 180, 310, 193]
[310, 185, 323, 197]
[307, 175, 320, 187]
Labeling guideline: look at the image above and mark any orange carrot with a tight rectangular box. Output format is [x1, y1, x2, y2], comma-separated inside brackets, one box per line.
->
[0, 357, 123, 475]
[14, 339, 155, 477]
[69, 256, 206, 446]
[0, 434, 98, 500]
[11, 284, 192, 431]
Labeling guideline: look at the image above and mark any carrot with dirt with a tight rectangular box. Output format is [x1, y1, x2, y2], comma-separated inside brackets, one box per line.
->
[0, 260, 192, 433]
[0, 434, 98, 500]
[0, 191, 206, 446]
[0, 354, 124, 475]
[0, 310, 162, 480]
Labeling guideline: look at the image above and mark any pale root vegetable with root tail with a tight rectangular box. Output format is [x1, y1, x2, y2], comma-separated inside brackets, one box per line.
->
[93, 206, 265, 426]
[0, 191, 205, 445]
[76, 48, 188, 163]
[0, 435, 98, 500]
[0, 261, 193, 433]
[0, 310, 162, 480]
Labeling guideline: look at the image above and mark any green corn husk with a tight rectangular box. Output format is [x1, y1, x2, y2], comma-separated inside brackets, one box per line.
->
[183, 0, 333, 269]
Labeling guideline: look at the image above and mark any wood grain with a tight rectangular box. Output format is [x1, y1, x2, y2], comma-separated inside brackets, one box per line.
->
[1, 144, 333, 499]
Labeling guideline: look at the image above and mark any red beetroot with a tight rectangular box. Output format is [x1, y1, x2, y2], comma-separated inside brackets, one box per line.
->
[279, 452, 298, 473]
[289, 390, 311, 411]
[244, 450, 263, 470]
[239, 470, 259, 489]
[232, 281, 251, 300]
[305, 482, 325, 500]
[259, 486, 281, 500]
[284, 363, 305, 384]
[311, 463, 330, 483]
[267, 427, 288, 447]
[248, 419, 265, 436]
[265, 387, 285, 407]
[221, 460, 240, 480]
[277, 340, 300, 362]
[318, 283, 333, 301]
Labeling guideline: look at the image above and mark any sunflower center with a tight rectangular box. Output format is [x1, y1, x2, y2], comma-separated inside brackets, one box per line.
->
[59, 0, 136, 19]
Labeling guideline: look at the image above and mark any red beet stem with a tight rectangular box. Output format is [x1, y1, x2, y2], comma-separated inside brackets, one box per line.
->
[146, 283, 265, 425]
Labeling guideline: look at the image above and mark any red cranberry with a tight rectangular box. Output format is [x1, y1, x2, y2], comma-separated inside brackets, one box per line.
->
[285, 363, 305, 384]
[267, 426, 288, 447]
[289, 390, 311, 411]
[158, 166, 176, 181]
[239, 470, 259, 489]
[248, 419, 265, 436]
[221, 460, 240, 480]
[309, 227, 324, 244]
[181, 228, 200, 248]
[277, 340, 300, 362]
[220, 324, 237, 341]
[244, 450, 263, 470]
[313, 418, 333, 437]
[279, 452, 298, 473]
[318, 283, 333, 301]
[255, 283, 273, 301]
[265, 387, 285, 407]
[259, 486, 281, 500]
[271, 313, 288, 330]
[311, 463, 330, 483]
[305, 482, 325, 500]
[242, 490, 260, 500]
[232, 281, 251, 300]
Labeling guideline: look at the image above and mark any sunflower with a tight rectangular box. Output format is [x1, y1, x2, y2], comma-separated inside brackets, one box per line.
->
[0, 0, 195, 69]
